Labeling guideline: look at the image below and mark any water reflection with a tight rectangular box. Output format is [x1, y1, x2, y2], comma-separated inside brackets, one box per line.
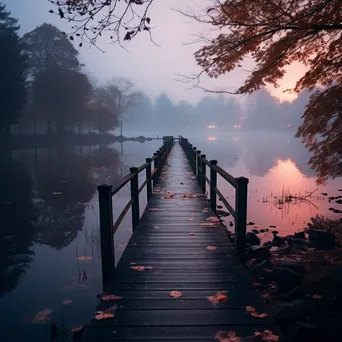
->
[0, 160, 36, 296]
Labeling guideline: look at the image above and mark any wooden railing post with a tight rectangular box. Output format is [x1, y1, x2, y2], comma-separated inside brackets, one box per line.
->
[201, 154, 206, 193]
[189, 144, 192, 161]
[146, 158, 152, 201]
[158, 147, 163, 177]
[196, 150, 201, 182]
[153, 152, 159, 187]
[210, 160, 217, 212]
[97, 184, 115, 290]
[192, 147, 197, 173]
[235, 177, 249, 261]
[130, 167, 140, 230]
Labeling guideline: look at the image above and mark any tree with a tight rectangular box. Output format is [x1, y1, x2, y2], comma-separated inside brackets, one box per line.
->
[0, 3, 27, 136]
[154, 93, 176, 131]
[22, 23, 81, 76]
[88, 86, 119, 135]
[106, 78, 142, 119]
[30, 66, 92, 134]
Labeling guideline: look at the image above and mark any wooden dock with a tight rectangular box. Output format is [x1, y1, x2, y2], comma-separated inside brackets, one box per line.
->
[82, 139, 282, 341]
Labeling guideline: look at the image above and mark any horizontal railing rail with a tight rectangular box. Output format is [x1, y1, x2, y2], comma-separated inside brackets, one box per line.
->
[97, 136, 175, 289]
[179, 136, 249, 261]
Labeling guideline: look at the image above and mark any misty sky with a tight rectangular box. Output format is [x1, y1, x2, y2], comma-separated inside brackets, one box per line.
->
[5, 0, 304, 104]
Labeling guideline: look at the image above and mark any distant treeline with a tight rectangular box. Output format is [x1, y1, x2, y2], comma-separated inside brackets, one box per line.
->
[1, 3, 308, 140]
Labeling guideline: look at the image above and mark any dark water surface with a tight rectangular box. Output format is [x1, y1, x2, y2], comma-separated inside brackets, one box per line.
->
[1, 132, 341, 341]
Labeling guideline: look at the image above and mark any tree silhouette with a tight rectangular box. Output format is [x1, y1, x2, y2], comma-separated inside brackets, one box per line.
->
[30, 66, 92, 134]
[22, 23, 81, 76]
[154, 93, 175, 131]
[88, 86, 119, 135]
[0, 4, 27, 137]
[0, 160, 36, 295]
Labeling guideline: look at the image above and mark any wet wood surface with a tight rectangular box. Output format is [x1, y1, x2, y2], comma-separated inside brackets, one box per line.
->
[82, 143, 282, 341]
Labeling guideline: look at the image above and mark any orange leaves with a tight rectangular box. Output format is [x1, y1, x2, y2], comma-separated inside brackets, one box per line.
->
[169, 291, 182, 298]
[162, 194, 175, 200]
[200, 222, 216, 227]
[95, 305, 117, 320]
[215, 330, 241, 342]
[95, 312, 114, 320]
[202, 208, 209, 213]
[101, 295, 122, 301]
[207, 292, 228, 304]
[253, 330, 280, 341]
[215, 329, 279, 341]
[32, 308, 53, 324]
[245, 306, 268, 318]
[76, 256, 92, 261]
[130, 265, 153, 271]
[183, 193, 197, 198]
[206, 216, 220, 222]
[187, 218, 194, 222]
[189, 232, 196, 236]
[207, 246, 217, 251]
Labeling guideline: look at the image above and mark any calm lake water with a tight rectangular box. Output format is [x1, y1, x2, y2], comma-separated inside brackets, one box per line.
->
[1, 131, 341, 341]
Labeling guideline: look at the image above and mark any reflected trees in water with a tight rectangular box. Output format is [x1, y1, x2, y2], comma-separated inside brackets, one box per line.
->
[0, 160, 36, 295]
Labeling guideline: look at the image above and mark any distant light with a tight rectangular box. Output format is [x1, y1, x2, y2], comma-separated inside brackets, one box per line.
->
[208, 137, 216, 141]
[233, 124, 241, 128]
[207, 125, 216, 129]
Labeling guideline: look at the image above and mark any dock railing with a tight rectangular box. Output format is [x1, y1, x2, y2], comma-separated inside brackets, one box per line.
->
[179, 136, 249, 261]
[97, 136, 174, 289]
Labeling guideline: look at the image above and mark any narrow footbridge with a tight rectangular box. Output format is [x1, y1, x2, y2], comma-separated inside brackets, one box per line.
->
[81, 137, 282, 341]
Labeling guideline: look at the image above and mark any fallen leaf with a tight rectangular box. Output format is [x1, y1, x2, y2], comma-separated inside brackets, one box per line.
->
[62, 300, 72, 305]
[32, 308, 53, 324]
[183, 193, 197, 198]
[162, 194, 175, 200]
[189, 232, 196, 236]
[101, 295, 122, 301]
[94, 312, 114, 320]
[71, 327, 83, 333]
[153, 226, 160, 229]
[149, 208, 165, 211]
[207, 292, 228, 304]
[200, 222, 216, 227]
[188, 218, 194, 222]
[215, 330, 242, 342]
[130, 265, 153, 271]
[76, 256, 92, 261]
[253, 330, 279, 341]
[119, 244, 126, 249]
[207, 246, 217, 251]
[206, 216, 220, 222]
[52, 192, 62, 195]
[130, 262, 137, 265]
[169, 291, 182, 298]
[246, 306, 268, 318]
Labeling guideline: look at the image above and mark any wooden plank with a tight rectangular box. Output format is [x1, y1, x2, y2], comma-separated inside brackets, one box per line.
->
[89, 309, 274, 326]
[83, 325, 283, 341]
